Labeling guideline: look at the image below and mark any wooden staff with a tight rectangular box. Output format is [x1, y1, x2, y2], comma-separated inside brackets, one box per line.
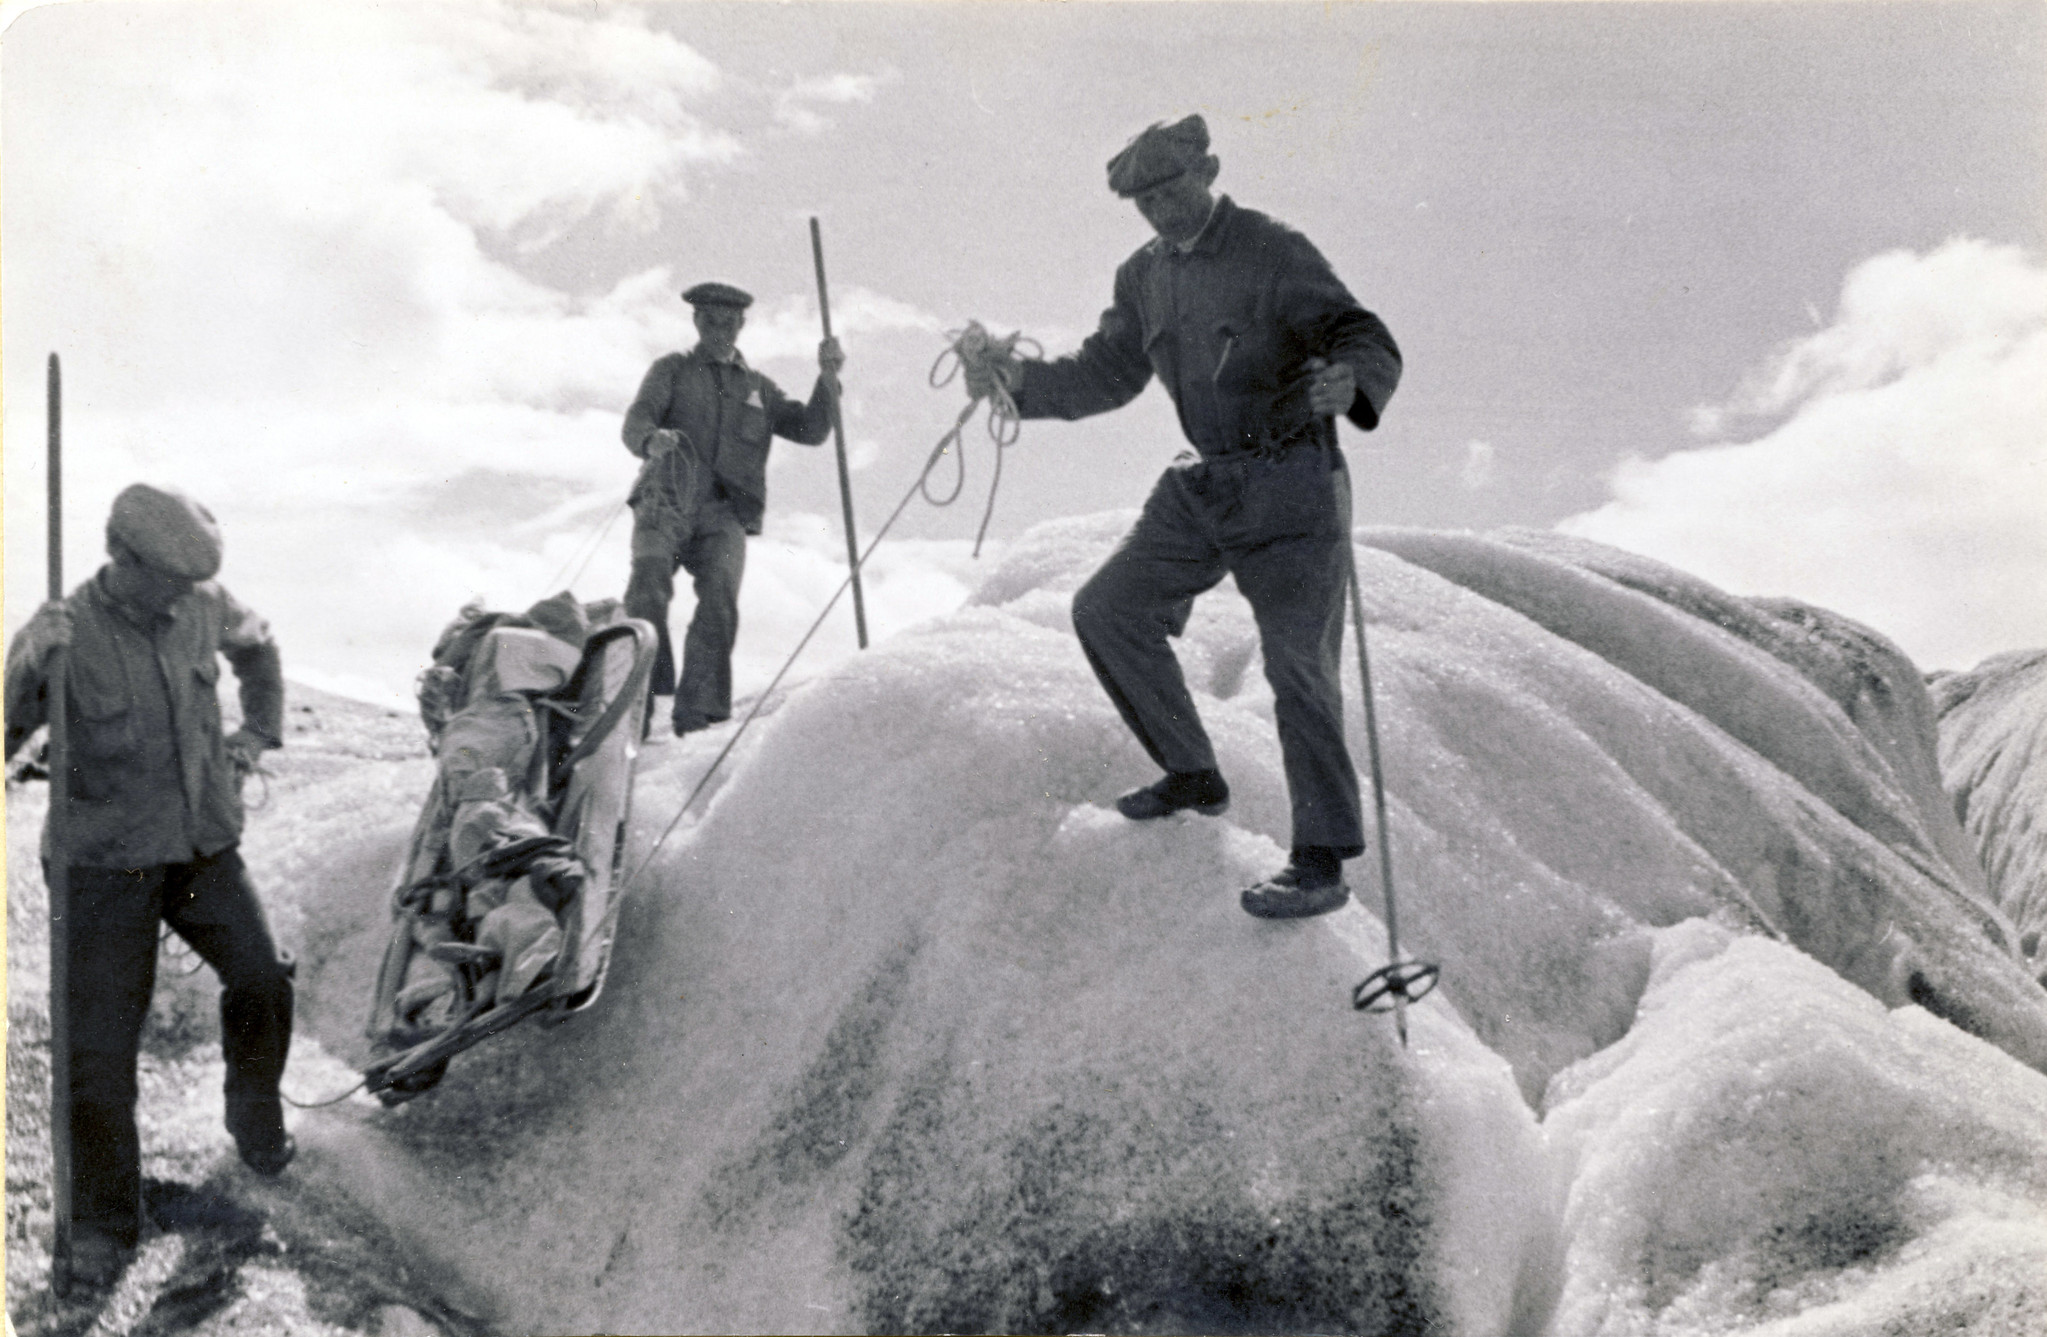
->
[808, 217, 870, 649]
[46, 352, 74, 1294]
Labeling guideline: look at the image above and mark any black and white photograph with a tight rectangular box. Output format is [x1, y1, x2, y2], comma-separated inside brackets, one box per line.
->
[5, 1, 2045, 1333]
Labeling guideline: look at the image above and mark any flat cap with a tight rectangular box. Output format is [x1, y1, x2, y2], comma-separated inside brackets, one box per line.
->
[107, 483, 223, 580]
[682, 281, 754, 310]
[1106, 114, 1211, 197]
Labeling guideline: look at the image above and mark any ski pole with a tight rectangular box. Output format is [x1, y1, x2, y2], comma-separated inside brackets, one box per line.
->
[1324, 418, 1439, 1047]
[809, 217, 869, 650]
[46, 352, 75, 1295]
[1343, 539, 1414, 1046]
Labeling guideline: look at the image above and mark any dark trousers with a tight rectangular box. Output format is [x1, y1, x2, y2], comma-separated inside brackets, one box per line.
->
[622, 497, 748, 726]
[60, 845, 294, 1245]
[1072, 445, 1365, 855]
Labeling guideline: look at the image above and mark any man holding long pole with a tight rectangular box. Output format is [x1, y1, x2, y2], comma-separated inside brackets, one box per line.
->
[6, 482, 298, 1292]
[619, 282, 847, 735]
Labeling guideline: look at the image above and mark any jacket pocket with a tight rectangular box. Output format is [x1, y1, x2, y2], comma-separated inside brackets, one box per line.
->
[733, 400, 770, 453]
[69, 662, 137, 766]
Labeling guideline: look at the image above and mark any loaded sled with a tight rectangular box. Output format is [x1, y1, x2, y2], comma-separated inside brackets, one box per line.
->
[362, 594, 656, 1104]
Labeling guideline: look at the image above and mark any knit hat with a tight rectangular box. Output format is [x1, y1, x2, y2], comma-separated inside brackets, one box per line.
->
[1106, 115, 1211, 196]
[106, 483, 223, 580]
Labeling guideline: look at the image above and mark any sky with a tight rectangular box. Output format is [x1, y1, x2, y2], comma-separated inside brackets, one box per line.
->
[4, 0, 2044, 706]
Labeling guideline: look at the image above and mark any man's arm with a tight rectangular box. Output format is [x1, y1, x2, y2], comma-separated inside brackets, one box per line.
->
[621, 356, 679, 457]
[2, 603, 65, 761]
[1275, 236, 1402, 431]
[1011, 261, 1155, 422]
[215, 587, 285, 754]
[1319, 307, 1402, 432]
[768, 339, 846, 446]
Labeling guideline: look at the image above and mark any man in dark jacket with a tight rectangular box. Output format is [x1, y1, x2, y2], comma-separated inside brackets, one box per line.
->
[970, 115, 1402, 919]
[621, 282, 845, 735]
[4, 484, 296, 1288]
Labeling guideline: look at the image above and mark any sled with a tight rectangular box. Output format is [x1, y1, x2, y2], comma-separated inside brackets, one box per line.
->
[361, 604, 657, 1105]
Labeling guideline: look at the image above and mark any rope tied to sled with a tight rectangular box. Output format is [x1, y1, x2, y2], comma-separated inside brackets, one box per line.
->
[356, 322, 1051, 1099]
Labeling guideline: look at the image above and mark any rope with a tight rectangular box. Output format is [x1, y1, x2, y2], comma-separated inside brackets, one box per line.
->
[282, 1075, 368, 1109]
[539, 493, 630, 598]
[238, 759, 275, 812]
[926, 321, 1039, 555]
[157, 927, 209, 976]
[371, 324, 1041, 1055]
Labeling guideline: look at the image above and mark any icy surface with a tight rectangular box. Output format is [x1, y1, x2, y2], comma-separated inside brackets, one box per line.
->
[1545, 921, 2047, 1335]
[1933, 649, 2047, 980]
[278, 520, 2047, 1334]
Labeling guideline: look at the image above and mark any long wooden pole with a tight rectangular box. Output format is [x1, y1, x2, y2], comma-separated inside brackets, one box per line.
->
[46, 352, 74, 1294]
[808, 217, 870, 650]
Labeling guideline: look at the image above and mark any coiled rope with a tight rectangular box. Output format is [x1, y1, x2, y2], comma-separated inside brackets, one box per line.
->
[926, 322, 1039, 556]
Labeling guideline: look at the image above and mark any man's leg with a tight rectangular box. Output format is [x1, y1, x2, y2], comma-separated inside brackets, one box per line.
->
[1227, 452, 1364, 917]
[161, 846, 296, 1174]
[62, 865, 167, 1251]
[1228, 453, 1365, 856]
[1071, 467, 1230, 783]
[623, 503, 685, 698]
[1232, 529, 1365, 856]
[673, 507, 748, 732]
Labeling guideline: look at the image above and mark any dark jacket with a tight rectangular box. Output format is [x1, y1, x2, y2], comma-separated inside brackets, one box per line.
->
[620, 347, 833, 535]
[1014, 196, 1401, 457]
[5, 570, 284, 867]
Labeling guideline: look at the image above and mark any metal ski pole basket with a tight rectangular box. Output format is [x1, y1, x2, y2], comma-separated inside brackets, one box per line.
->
[362, 593, 657, 1105]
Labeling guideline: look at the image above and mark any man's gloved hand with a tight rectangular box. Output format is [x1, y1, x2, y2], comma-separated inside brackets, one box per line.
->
[1301, 357, 1357, 419]
[223, 728, 271, 778]
[645, 429, 685, 460]
[13, 601, 73, 668]
[962, 353, 1020, 402]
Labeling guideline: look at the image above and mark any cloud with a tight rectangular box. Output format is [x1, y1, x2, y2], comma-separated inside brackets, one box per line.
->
[1562, 239, 2047, 672]
[1460, 440, 1497, 489]
[4, 3, 728, 413]
[1, 3, 961, 706]
[772, 69, 897, 134]
[742, 287, 947, 366]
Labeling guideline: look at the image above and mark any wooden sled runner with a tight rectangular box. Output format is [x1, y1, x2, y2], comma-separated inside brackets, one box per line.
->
[362, 601, 656, 1104]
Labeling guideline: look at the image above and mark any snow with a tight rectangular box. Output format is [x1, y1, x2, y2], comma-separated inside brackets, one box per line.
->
[1933, 649, 2047, 978]
[272, 519, 2047, 1334]
[1546, 921, 2047, 1335]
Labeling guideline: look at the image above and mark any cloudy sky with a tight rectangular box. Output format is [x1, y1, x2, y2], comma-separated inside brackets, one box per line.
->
[4, 0, 2043, 705]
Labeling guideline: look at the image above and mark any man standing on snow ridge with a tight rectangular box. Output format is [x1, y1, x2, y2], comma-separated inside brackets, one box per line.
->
[620, 281, 846, 736]
[4, 484, 297, 1290]
[964, 114, 1402, 919]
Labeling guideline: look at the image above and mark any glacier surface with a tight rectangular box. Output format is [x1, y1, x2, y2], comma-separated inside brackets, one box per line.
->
[267, 521, 2047, 1335]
